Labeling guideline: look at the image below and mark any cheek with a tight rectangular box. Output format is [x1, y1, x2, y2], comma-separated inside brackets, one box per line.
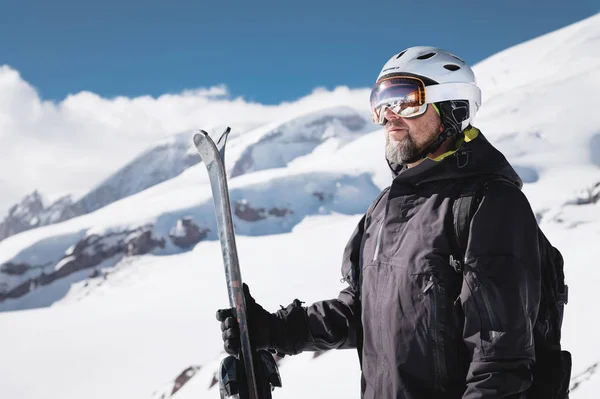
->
[410, 119, 440, 144]
[405, 121, 424, 141]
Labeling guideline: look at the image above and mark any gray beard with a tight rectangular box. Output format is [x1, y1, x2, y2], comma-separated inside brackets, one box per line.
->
[385, 134, 420, 165]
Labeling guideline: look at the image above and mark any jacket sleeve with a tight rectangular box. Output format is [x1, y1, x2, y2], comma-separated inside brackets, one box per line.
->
[272, 214, 365, 355]
[460, 181, 541, 399]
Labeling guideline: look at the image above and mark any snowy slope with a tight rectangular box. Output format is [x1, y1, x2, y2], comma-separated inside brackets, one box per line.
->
[1, 12, 600, 399]
[75, 130, 207, 214]
[0, 210, 598, 399]
[0, 164, 381, 309]
[0, 215, 365, 399]
[73, 102, 372, 216]
[226, 106, 371, 178]
[472, 12, 600, 210]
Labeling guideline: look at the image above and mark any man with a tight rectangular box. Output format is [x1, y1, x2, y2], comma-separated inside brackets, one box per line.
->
[217, 46, 541, 398]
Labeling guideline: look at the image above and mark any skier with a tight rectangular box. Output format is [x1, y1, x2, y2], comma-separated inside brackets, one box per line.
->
[216, 46, 551, 398]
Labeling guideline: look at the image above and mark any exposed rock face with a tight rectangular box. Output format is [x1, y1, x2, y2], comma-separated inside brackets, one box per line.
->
[0, 262, 31, 276]
[0, 225, 165, 302]
[126, 228, 167, 256]
[570, 360, 600, 392]
[169, 217, 209, 249]
[234, 200, 267, 222]
[150, 365, 203, 399]
[312, 191, 326, 201]
[171, 366, 202, 395]
[0, 191, 86, 242]
[0, 132, 204, 243]
[234, 200, 293, 222]
[572, 182, 600, 205]
[268, 207, 293, 217]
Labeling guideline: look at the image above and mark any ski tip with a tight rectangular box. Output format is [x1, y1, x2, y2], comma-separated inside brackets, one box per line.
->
[192, 130, 209, 147]
[217, 127, 231, 146]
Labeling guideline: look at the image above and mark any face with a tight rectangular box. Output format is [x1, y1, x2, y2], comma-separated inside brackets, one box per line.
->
[383, 104, 444, 164]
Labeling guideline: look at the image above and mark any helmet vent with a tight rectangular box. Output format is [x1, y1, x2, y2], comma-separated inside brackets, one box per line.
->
[451, 54, 465, 62]
[444, 64, 461, 71]
[396, 50, 407, 59]
[416, 52, 436, 60]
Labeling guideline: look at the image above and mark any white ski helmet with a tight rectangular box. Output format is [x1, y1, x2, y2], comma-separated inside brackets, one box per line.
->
[374, 46, 482, 130]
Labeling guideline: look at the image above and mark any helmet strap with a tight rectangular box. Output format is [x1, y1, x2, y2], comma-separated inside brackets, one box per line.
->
[402, 100, 469, 164]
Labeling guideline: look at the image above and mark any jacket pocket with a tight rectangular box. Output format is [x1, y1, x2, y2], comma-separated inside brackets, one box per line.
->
[470, 271, 500, 332]
[461, 255, 536, 358]
[422, 273, 449, 392]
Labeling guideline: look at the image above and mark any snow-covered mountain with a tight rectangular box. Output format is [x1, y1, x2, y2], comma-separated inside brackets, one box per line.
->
[1, 12, 600, 399]
[0, 107, 370, 244]
[0, 132, 206, 243]
[0, 106, 376, 305]
[0, 191, 86, 242]
[76, 131, 205, 214]
[227, 106, 371, 177]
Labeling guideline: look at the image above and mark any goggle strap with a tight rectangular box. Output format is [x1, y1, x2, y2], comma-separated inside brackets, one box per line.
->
[425, 83, 481, 105]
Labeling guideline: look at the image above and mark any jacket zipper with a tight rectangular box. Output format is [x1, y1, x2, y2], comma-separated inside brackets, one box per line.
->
[372, 198, 388, 392]
[372, 221, 384, 261]
[423, 274, 448, 391]
[372, 195, 397, 262]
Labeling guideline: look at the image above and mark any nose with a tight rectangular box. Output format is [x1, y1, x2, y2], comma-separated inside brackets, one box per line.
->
[382, 106, 402, 121]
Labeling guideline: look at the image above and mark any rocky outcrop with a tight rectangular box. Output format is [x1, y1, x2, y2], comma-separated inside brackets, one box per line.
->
[234, 200, 293, 222]
[0, 262, 31, 276]
[0, 225, 165, 302]
[151, 365, 203, 398]
[169, 217, 209, 249]
[172, 366, 202, 396]
[126, 228, 167, 256]
[572, 182, 600, 205]
[570, 360, 599, 392]
[0, 131, 205, 244]
[0, 191, 86, 242]
[312, 191, 326, 201]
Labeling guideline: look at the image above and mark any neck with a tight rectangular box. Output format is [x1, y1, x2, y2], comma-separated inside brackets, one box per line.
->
[407, 136, 456, 168]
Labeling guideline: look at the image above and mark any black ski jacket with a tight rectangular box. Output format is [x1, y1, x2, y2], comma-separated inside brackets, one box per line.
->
[278, 128, 541, 399]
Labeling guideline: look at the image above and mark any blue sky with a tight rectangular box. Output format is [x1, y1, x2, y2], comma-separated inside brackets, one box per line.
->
[1, 0, 598, 104]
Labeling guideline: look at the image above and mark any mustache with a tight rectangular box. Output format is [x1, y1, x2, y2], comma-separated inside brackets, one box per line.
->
[386, 120, 409, 129]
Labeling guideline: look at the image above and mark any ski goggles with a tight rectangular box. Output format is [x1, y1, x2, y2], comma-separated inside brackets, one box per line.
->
[369, 75, 482, 125]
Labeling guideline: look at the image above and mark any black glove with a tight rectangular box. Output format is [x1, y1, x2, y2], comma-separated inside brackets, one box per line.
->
[216, 283, 274, 355]
[215, 283, 309, 357]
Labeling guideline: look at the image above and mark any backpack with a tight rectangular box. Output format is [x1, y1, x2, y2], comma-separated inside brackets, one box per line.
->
[452, 177, 572, 399]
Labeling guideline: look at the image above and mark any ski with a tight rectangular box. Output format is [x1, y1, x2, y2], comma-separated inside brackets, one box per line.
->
[193, 127, 281, 399]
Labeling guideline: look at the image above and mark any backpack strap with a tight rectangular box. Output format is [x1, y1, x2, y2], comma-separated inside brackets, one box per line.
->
[451, 176, 514, 272]
[451, 194, 476, 273]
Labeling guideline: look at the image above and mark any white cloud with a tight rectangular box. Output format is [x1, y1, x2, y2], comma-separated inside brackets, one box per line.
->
[0, 65, 372, 215]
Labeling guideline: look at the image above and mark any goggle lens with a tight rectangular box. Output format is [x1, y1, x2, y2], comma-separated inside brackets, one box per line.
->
[370, 76, 428, 124]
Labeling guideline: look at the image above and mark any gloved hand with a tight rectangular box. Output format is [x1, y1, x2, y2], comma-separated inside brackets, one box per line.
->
[216, 283, 309, 357]
[216, 283, 275, 356]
